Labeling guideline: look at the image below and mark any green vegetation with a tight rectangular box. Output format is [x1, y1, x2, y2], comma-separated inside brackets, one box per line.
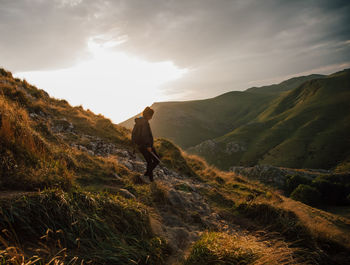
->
[282, 173, 350, 207]
[290, 184, 321, 206]
[191, 69, 350, 171]
[121, 91, 275, 148]
[120, 74, 324, 149]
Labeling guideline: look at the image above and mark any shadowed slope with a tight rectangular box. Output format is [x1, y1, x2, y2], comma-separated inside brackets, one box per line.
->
[190, 69, 350, 170]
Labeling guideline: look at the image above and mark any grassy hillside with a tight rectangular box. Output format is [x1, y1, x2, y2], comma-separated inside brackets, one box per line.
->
[190, 69, 350, 171]
[1, 68, 350, 264]
[120, 75, 322, 149]
[121, 92, 274, 149]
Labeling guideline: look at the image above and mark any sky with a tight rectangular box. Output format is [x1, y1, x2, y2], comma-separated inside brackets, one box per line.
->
[1, 0, 350, 122]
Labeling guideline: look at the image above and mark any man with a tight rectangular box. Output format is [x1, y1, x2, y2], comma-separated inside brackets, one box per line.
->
[132, 106, 159, 183]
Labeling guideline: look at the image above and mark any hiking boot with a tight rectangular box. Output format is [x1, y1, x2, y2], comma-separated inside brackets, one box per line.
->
[140, 175, 151, 184]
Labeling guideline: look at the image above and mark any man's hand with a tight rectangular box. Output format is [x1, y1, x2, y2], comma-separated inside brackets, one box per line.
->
[147, 147, 152, 153]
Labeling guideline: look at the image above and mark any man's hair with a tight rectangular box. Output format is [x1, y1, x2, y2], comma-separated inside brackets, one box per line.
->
[142, 106, 154, 118]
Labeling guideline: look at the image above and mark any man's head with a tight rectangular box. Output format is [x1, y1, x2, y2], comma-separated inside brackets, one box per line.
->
[142, 106, 154, 120]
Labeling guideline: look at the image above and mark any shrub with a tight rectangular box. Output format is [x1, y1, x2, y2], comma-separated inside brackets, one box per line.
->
[312, 175, 350, 205]
[290, 184, 321, 206]
[285, 174, 311, 195]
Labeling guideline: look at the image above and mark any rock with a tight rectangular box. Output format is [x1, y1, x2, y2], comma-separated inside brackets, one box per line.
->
[225, 141, 246, 154]
[51, 119, 74, 133]
[188, 231, 200, 242]
[131, 161, 146, 173]
[118, 189, 136, 199]
[230, 164, 320, 189]
[162, 166, 171, 175]
[78, 145, 88, 152]
[119, 159, 133, 170]
[168, 227, 189, 249]
[115, 149, 130, 158]
[168, 189, 187, 207]
[162, 214, 183, 227]
[29, 113, 39, 119]
[188, 139, 218, 154]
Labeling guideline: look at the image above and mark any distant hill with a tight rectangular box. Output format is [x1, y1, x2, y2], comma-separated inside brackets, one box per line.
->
[246, 74, 325, 94]
[120, 74, 321, 148]
[189, 69, 350, 171]
[121, 70, 349, 171]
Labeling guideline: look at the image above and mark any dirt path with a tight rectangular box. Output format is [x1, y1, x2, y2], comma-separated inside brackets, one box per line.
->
[117, 154, 244, 264]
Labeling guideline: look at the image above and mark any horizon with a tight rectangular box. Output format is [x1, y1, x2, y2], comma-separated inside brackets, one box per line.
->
[13, 66, 348, 124]
[12, 63, 350, 124]
[1, 0, 350, 123]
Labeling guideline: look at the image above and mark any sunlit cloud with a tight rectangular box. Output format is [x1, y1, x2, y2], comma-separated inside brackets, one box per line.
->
[15, 38, 188, 122]
[2, 0, 350, 118]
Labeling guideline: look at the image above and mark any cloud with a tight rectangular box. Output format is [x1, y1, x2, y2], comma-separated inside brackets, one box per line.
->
[0, 0, 101, 71]
[1, 0, 349, 97]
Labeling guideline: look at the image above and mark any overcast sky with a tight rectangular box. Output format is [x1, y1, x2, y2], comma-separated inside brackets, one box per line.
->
[1, 0, 350, 122]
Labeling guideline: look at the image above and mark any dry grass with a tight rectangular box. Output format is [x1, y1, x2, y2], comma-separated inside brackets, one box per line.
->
[0, 190, 169, 264]
[0, 95, 47, 158]
[280, 197, 350, 248]
[184, 232, 302, 265]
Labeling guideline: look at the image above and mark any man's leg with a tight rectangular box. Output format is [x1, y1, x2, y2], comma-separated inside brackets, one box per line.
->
[138, 147, 153, 179]
[146, 148, 159, 181]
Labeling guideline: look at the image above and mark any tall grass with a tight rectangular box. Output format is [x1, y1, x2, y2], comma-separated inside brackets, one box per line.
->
[0, 190, 170, 264]
[184, 232, 299, 265]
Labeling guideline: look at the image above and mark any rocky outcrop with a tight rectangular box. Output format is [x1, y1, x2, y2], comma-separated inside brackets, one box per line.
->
[189, 139, 246, 155]
[225, 141, 246, 154]
[188, 139, 218, 154]
[51, 119, 74, 133]
[230, 164, 330, 189]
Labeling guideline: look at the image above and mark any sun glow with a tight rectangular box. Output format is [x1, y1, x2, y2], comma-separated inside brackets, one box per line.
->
[15, 38, 188, 123]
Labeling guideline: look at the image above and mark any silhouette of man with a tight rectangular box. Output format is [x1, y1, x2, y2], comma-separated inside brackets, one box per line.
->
[133, 106, 159, 182]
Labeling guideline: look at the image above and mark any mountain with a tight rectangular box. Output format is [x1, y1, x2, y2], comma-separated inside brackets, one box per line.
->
[1, 67, 350, 264]
[120, 74, 322, 149]
[246, 74, 325, 94]
[190, 69, 350, 170]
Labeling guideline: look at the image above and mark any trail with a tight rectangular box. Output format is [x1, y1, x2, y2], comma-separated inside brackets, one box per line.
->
[116, 151, 244, 264]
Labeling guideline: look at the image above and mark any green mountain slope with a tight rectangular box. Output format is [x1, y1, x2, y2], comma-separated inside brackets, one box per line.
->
[120, 75, 321, 149]
[122, 92, 274, 148]
[190, 69, 350, 170]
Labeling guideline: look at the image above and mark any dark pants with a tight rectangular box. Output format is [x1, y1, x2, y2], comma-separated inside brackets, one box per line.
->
[138, 146, 159, 181]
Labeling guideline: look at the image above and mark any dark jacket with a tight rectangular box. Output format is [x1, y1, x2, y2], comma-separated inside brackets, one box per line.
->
[134, 117, 154, 148]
